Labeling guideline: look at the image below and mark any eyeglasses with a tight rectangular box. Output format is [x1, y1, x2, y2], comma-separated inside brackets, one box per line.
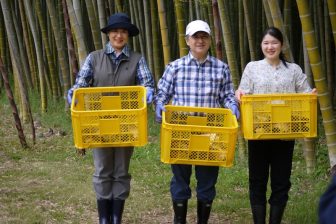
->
[191, 34, 210, 40]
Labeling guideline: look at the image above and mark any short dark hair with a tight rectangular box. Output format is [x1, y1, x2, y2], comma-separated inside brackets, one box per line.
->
[261, 27, 288, 67]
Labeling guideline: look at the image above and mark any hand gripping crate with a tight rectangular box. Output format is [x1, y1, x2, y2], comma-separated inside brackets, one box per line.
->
[240, 93, 317, 140]
[160, 105, 238, 167]
[71, 86, 147, 149]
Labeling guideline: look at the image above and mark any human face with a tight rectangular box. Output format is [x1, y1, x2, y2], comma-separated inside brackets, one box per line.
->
[261, 34, 282, 62]
[107, 28, 129, 52]
[186, 31, 211, 61]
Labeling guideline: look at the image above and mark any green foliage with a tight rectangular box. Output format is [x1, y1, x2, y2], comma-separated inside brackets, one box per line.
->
[0, 92, 331, 223]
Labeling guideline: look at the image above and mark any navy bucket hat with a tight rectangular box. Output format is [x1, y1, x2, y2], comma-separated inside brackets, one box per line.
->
[101, 13, 139, 37]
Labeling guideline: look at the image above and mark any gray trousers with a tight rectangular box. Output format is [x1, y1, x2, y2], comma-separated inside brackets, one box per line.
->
[93, 147, 134, 200]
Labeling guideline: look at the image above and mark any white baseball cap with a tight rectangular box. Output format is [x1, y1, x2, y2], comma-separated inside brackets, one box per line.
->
[185, 20, 211, 36]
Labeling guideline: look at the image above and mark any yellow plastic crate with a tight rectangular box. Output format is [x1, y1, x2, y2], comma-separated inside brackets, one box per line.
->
[241, 93, 317, 140]
[71, 86, 147, 149]
[160, 105, 238, 167]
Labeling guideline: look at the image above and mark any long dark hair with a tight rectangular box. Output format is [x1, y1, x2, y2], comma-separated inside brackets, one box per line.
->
[261, 27, 288, 67]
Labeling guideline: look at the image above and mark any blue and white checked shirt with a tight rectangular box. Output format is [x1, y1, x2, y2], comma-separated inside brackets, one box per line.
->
[156, 52, 237, 108]
[69, 43, 154, 91]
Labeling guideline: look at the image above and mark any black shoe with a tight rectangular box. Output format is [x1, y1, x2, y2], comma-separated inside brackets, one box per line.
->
[112, 199, 125, 224]
[251, 204, 266, 224]
[197, 200, 212, 224]
[173, 200, 188, 224]
[97, 199, 112, 224]
[269, 205, 285, 224]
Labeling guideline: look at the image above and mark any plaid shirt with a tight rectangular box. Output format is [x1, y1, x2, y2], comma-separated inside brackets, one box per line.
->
[156, 52, 237, 108]
[69, 43, 154, 91]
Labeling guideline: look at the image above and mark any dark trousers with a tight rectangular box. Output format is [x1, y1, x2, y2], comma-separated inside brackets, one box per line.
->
[170, 164, 219, 201]
[319, 176, 336, 224]
[248, 140, 294, 207]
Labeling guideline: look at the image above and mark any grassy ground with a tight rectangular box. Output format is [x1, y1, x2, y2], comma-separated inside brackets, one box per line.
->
[0, 92, 331, 224]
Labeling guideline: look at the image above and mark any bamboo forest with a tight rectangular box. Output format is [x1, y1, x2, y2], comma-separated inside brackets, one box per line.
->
[0, 0, 336, 223]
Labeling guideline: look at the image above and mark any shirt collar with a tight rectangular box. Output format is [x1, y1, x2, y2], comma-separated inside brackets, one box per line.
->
[104, 43, 130, 57]
[186, 52, 211, 65]
[262, 58, 283, 69]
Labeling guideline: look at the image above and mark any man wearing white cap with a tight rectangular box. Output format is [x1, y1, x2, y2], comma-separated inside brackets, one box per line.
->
[155, 20, 239, 224]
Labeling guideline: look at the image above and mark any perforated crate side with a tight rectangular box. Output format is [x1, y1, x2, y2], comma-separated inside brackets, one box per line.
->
[241, 93, 317, 140]
[71, 86, 147, 148]
[160, 105, 238, 167]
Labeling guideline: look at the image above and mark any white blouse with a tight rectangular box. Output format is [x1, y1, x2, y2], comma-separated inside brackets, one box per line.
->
[238, 59, 312, 94]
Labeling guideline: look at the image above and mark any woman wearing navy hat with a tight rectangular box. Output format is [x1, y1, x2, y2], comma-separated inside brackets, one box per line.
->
[67, 13, 154, 224]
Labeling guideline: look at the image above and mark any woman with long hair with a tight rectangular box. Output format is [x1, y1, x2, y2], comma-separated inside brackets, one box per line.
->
[235, 27, 316, 224]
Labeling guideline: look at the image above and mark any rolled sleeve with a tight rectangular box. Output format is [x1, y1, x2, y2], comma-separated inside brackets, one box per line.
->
[69, 54, 93, 91]
[238, 62, 253, 94]
[293, 65, 312, 93]
[136, 57, 155, 91]
[220, 65, 238, 108]
[156, 64, 175, 105]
